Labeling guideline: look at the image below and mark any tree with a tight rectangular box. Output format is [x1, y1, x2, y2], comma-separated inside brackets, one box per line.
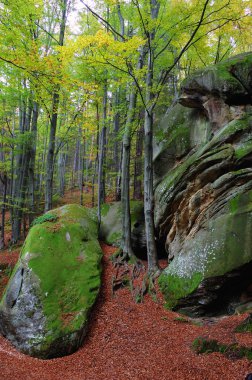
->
[78, 0, 251, 273]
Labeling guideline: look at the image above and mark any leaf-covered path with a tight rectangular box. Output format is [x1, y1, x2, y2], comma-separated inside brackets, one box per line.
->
[0, 243, 252, 380]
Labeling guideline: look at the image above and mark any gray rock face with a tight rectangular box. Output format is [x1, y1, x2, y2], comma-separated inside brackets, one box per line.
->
[99, 201, 147, 257]
[156, 53, 252, 316]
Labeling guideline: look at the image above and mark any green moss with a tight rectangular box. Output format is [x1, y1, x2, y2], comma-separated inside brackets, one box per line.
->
[14, 204, 102, 351]
[235, 315, 252, 333]
[31, 213, 58, 227]
[229, 189, 252, 215]
[235, 138, 252, 160]
[100, 203, 110, 217]
[192, 336, 252, 361]
[158, 272, 203, 309]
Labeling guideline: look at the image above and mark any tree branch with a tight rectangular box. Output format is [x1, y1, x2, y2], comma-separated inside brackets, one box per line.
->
[80, 0, 125, 41]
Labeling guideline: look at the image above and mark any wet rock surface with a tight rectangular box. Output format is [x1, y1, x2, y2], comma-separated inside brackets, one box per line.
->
[155, 53, 252, 316]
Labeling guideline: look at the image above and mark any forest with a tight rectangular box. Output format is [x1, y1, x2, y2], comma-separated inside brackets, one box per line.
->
[0, 0, 252, 379]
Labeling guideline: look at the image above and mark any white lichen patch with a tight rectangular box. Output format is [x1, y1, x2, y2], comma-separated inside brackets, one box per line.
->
[166, 235, 223, 280]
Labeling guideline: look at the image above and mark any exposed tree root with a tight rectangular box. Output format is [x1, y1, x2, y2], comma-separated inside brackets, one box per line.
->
[111, 249, 161, 303]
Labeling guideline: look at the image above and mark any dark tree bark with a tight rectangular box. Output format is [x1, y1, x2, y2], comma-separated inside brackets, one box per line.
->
[45, 0, 68, 212]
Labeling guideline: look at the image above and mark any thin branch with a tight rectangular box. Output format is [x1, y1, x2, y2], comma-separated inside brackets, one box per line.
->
[35, 22, 60, 44]
[132, 0, 151, 51]
[154, 0, 210, 108]
[154, 37, 172, 60]
[80, 0, 125, 41]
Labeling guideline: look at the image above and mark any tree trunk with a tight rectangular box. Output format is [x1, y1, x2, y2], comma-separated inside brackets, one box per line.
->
[97, 83, 107, 228]
[0, 175, 7, 250]
[28, 101, 39, 225]
[12, 94, 32, 243]
[121, 90, 137, 257]
[45, 0, 67, 212]
[113, 88, 122, 201]
[92, 103, 100, 207]
[58, 151, 67, 197]
[133, 121, 144, 200]
[143, 0, 160, 272]
[144, 108, 158, 272]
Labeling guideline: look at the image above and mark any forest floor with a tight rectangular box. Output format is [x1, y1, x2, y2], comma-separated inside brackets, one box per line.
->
[0, 191, 252, 379]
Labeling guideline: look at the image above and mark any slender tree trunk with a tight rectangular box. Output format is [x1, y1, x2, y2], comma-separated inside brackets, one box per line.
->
[0, 175, 7, 250]
[12, 93, 32, 243]
[113, 88, 121, 201]
[121, 90, 137, 256]
[80, 131, 85, 205]
[133, 121, 144, 200]
[97, 83, 107, 227]
[144, 107, 158, 272]
[58, 151, 66, 197]
[92, 104, 100, 207]
[45, 91, 59, 211]
[45, 0, 67, 212]
[143, 0, 160, 273]
[121, 47, 145, 257]
[116, 145, 122, 202]
[28, 101, 39, 225]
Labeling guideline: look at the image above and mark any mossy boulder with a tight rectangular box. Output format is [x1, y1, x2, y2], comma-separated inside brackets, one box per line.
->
[155, 53, 252, 316]
[0, 204, 102, 359]
[99, 201, 146, 256]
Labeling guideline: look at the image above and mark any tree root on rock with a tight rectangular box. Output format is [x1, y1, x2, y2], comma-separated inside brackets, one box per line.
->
[111, 249, 161, 303]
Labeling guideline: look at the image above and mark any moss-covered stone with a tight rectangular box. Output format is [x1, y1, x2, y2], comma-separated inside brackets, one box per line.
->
[99, 201, 146, 255]
[0, 204, 102, 359]
[180, 52, 252, 105]
[159, 272, 203, 309]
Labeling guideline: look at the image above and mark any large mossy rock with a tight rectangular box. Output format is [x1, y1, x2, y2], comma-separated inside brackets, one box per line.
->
[99, 201, 146, 256]
[155, 53, 252, 316]
[0, 204, 102, 358]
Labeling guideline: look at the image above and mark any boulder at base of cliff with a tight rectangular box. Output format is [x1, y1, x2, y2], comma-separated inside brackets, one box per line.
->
[0, 204, 102, 359]
[155, 53, 252, 316]
[99, 201, 146, 257]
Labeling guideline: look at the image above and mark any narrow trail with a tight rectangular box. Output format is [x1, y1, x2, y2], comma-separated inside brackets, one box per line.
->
[0, 243, 252, 379]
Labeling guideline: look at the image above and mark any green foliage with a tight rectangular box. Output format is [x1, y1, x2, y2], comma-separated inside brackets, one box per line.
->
[30, 213, 58, 227]
[235, 315, 252, 333]
[192, 336, 252, 361]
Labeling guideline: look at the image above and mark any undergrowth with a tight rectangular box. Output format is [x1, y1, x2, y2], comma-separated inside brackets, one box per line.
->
[192, 336, 252, 360]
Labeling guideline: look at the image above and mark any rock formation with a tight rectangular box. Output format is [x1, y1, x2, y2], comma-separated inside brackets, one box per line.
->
[155, 52, 252, 316]
[0, 204, 102, 358]
[99, 201, 147, 257]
